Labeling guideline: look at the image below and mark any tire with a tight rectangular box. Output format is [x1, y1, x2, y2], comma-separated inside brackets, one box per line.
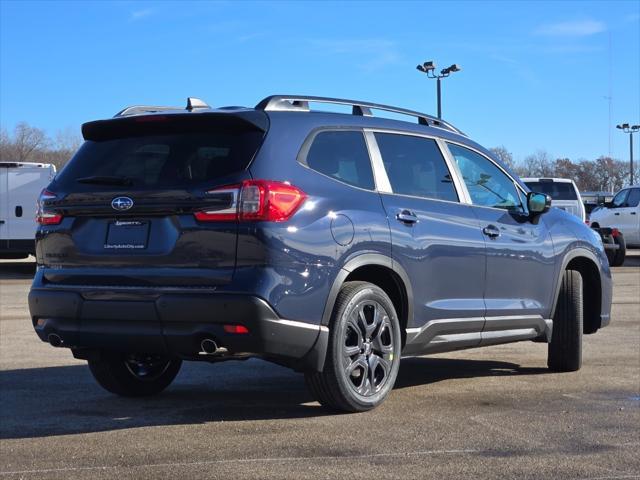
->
[88, 352, 182, 397]
[548, 270, 583, 372]
[305, 281, 402, 412]
[611, 233, 626, 267]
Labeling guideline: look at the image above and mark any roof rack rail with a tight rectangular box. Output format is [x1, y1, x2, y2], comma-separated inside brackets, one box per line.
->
[114, 97, 210, 117]
[255, 95, 464, 135]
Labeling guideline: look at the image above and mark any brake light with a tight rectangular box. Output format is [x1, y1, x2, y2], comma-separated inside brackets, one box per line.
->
[36, 189, 63, 225]
[611, 228, 620, 238]
[194, 180, 306, 223]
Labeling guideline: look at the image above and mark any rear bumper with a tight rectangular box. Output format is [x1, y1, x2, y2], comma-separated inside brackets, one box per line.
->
[28, 288, 328, 371]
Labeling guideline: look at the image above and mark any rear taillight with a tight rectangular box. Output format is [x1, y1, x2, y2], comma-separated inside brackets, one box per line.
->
[36, 189, 63, 225]
[194, 180, 306, 223]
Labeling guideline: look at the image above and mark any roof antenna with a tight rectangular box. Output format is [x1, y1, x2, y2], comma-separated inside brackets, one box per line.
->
[186, 97, 210, 111]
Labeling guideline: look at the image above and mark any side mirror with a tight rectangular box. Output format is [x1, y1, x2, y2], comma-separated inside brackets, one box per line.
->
[527, 192, 551, 215]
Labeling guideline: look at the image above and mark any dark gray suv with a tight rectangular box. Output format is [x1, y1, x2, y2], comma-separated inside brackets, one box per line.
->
[29, 95, 613, 412]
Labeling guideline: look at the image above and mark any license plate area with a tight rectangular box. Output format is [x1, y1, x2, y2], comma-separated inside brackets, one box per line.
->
[104, 220, 149, 250]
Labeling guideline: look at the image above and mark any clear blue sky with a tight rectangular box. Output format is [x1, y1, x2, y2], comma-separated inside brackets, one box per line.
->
[1, 0, 639, 164]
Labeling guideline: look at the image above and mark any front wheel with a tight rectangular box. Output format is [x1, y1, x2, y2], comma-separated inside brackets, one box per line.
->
[88, 353, 182, 397]
[305, 281, 402, 412]
[548, 270, 583, 372]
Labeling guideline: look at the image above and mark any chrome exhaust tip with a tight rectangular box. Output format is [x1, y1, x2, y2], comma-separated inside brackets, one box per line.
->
[200, 338, 219, 355]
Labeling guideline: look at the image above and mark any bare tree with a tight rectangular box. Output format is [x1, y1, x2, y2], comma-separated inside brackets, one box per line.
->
[522, 150, 554, 177]
[489, 146, 515, 169]
[12, 122, 49, 162]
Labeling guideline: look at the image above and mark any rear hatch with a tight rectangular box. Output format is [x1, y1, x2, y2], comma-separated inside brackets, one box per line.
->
[38, 111, 267, 287]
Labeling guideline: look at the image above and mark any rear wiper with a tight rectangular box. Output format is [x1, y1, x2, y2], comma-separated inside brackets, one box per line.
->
[77, 175, 133, 186]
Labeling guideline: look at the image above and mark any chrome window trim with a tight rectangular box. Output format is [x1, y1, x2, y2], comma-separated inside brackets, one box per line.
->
[363, 128, 467, 203]
[363, 130, 392, 193]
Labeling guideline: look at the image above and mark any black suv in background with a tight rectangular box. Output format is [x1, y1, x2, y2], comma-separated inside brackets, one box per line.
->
[30, 95, 612, 412]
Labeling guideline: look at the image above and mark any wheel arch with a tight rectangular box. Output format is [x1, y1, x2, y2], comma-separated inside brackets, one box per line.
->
[321, 254, 413, 345]
[553, 248, 603, 335]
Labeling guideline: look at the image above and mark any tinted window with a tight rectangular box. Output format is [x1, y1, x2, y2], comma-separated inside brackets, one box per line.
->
[56, 129, 262, 190]
[625, 188, 640, 207]
[524, 181, 578, 200]
[612, 189, 629, 208]
[375, 133, 457, 201]
[305, 131, 374, 190]
[448, 143, 523, 211]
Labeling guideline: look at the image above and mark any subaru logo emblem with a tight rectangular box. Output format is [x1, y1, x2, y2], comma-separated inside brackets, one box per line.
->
[111, 197, 134, 211]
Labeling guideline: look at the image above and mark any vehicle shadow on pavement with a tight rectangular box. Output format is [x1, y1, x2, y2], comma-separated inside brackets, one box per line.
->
[0, 260, 36, 280]
[0, 356, 548, 440]
[395, 357, 548, 389]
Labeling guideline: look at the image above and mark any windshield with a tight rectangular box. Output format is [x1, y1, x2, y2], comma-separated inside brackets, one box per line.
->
[524, 181, 578, 200]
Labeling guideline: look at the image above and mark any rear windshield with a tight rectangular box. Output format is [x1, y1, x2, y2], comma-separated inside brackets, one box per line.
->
[55, 122, 263, 190]
[524, 181, 578, 200]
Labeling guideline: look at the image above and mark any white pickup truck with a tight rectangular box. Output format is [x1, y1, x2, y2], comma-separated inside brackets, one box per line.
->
[0, 162, 56, 258]
[523, 177, 627, 266]
[521, 177, 586, 222]
[589, 186, 640, 247]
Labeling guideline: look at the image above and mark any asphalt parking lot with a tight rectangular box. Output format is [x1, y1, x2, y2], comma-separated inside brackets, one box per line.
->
[0, 254, 638, 480]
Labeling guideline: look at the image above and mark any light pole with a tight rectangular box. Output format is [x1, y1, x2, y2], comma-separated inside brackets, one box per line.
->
[416, 61, 461, 119]
[616, 123, 640, 185]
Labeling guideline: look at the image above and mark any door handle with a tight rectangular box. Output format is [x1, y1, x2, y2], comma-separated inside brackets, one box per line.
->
[631, 212, 637, 215]
[0, 220, 4, 225]
[482, 225, 501, 238]
[614, 212, 620, 216]
[396, 210, 418, 224]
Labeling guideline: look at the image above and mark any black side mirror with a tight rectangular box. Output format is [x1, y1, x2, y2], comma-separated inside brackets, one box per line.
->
[527, 192, 551, 216]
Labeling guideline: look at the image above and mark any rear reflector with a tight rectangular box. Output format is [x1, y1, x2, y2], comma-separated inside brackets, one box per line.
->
[223, 324, 250, 334]
[194, 180, 306, 223]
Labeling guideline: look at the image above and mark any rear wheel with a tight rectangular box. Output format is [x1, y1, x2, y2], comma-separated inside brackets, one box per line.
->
[548, 270, 583, 372]
[611, 233, 626, 267]
[305, 281, 401, 412]
[88, 353, 182, 397]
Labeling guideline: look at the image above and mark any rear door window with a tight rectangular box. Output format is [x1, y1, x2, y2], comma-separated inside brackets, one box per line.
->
[304, 131, 375, 190]
[374, 133, 458, 202]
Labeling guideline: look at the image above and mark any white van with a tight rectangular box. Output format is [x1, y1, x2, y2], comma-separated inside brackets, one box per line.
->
[0, 162, 56, 258]
[522, 177, 586, 223]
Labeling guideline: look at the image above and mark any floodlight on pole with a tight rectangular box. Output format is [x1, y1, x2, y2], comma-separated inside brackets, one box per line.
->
[616, 123, 640, 185]
[416, 60, 461, 119]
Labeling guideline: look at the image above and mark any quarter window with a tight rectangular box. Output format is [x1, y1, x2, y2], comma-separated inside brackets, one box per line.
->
[374, 133, 458, 202]
[305, 131, 375, 190]
[447, 143, 523, 211]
